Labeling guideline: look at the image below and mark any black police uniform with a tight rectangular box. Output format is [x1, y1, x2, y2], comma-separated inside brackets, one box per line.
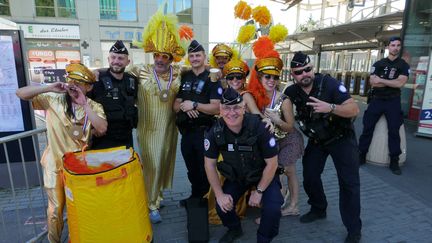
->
[88, 70, 138, 149]
[284, 73, 362, 236]
[176, 69, 222, 198]
[204, 114, 283, 242]
[359, 57, 410, 160]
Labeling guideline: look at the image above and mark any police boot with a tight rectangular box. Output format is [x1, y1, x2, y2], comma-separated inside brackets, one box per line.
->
[389, 157, 401, 175]
[359, 152, 366, 165]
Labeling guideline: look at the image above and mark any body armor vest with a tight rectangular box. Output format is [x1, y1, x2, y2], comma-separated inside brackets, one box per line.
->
[214, 114, 266, 186]
[176, 76, 214, 129]
[289, 75, 351, 145]
[98, 71, 138, 129]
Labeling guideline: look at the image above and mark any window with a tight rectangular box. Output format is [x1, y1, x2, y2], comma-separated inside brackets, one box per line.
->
[100, 0, 137, 21]
[158, 0, 192, 23]
[35, 0, 76, 18]
[0, 0, 10, 16]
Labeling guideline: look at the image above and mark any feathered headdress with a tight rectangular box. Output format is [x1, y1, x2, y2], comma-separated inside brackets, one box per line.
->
[247, 36, 283, 111]
[133, 10, 185, 62]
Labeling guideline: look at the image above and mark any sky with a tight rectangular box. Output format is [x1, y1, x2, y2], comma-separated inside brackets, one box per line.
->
[208, 0, 406, 44]
[209, 0, 298, 44]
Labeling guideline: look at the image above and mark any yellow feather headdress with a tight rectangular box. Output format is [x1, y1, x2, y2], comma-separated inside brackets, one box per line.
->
[133, 10, 185, 62]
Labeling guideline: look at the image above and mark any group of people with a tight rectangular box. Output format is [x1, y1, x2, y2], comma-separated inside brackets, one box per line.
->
[16, 7, 409, 242]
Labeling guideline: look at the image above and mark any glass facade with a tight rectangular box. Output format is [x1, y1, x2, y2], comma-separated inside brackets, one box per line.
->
[100, 0, 137, 21]
[0, 0, 10, 16]
[35, 0, 76, 18]
[158, 0, 192, 23]
[402, 0, 432, 121]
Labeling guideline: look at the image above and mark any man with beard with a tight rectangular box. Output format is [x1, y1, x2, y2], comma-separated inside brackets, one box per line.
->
[89, 40, 138, 149]
[128, 11, 185, 224]
[358, 37, 410, 175]
[174, 40, 222, 206]
[284, 52, 362, 243]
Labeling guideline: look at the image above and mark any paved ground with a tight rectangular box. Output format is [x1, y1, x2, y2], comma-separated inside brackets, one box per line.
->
[1, 97, 432, 242]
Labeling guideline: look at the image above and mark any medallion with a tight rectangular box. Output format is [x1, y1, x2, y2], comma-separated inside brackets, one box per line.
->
[159, 89, 169, 102]
[69, 124, 83, 140]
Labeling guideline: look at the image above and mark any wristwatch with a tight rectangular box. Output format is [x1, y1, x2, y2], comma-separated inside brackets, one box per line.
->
[256, 187, 264, 194]
[193, 101, 198, 110]
[329, 103, 336, 113]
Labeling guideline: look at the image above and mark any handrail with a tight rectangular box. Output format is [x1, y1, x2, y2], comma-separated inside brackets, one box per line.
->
[0, 128, 47, 144]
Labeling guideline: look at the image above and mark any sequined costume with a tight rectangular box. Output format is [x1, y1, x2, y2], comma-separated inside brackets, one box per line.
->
[32, 93, 105, 242]
[130, 64, 181, 211]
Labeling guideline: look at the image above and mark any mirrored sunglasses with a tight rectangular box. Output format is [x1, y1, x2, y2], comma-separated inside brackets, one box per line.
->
[153, 52, 171, 60]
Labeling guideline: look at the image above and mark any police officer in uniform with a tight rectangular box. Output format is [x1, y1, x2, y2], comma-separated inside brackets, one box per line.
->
[284, 52, 362, 243]
[359, 37, 410, 175]
[174, 40, 222, 204]
[204, 88, 283, 243]
[88, 40, 138, 149]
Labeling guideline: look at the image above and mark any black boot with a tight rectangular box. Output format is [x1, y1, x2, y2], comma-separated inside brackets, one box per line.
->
[359, 152, 366, 165]
[389, 157, 401, 175]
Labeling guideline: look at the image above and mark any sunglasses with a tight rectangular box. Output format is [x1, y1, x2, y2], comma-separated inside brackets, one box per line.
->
[292, 66, 313, 76]
[226, 74, 244, 81]
[153, 52, 171, 60]
[263, 74, 280, 81]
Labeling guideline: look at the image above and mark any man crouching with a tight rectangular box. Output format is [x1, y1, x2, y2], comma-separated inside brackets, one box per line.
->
[204, 88, 283, 243]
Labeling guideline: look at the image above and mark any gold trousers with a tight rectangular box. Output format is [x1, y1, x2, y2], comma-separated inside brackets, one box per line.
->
[45, 174, 65, 243]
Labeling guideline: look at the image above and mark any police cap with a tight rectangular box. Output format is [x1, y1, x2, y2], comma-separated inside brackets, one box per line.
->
[290, 51, 310, 68]
[188, 40, 205, 53]
[221, 87, 243, 105]
[109, 40, 129, 55]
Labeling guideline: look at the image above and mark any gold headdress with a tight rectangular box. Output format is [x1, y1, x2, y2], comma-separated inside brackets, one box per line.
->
[65, 63, 96, 84]
[223, 59, 250, 77]
[134, 10, 185, 62]
[212, 44, 233, 58]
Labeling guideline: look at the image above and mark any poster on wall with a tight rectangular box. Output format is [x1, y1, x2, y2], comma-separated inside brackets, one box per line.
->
[417, 50, 432, 137]
[28, 49, 56, 83]
[0, 35, 24, 132]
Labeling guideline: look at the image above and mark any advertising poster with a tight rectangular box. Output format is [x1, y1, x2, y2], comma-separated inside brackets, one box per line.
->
[0, 35, 24, 132]
[417, 51, 432, 137]
[55, 50, 80, 69]
[28, 49, 56, 83]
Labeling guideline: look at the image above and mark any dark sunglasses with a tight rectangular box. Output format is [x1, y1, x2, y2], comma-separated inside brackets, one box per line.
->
[226, 74, 244, 81]
[292, 66, 312, 75]
[263, 74, 280, 81]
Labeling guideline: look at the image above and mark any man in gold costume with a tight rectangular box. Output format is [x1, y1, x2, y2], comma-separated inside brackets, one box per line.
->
[211, 43, 234, 70]
[16, 63, 107, 243]
[129, 10, 185, 224]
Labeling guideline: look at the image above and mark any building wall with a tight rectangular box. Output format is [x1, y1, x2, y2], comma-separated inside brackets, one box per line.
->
[4, 0, 209, 70]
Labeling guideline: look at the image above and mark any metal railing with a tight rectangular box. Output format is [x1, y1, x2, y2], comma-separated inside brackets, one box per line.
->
[0, 127, 48, 243]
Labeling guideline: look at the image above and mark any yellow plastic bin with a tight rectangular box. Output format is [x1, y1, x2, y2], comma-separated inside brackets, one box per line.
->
[63, 147, 152, 243]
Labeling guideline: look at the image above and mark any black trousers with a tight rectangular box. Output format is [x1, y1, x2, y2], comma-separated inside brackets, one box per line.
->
[359, 96, 403, 158]
[91, 132, 133, 150]
[180, 128, 210, 198]
[303, 133, 362, 234]
[216, 177, 283, 243]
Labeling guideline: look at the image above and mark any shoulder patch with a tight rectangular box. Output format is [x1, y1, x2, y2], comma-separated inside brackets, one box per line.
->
[370, 66, 375, 74]
[218, 87, 223, 95]
[269, 137, 276, 148]
[204, 138, 210, 151]
[339, 84, 347, 93]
